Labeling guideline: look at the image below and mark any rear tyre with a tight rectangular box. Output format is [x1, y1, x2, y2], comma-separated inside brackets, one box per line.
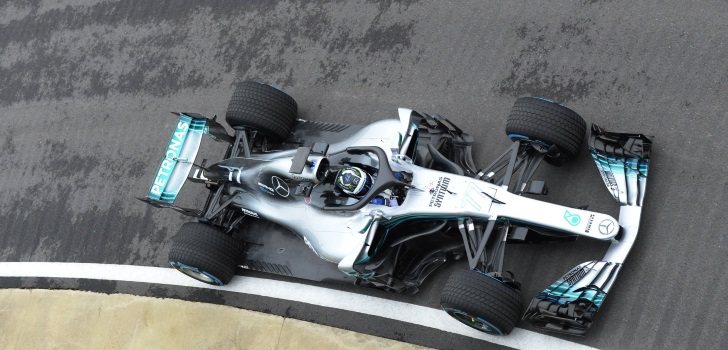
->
[168, 222, 244, 286]
[440, 269, 523, 335]
[505, 97, 587, 165]
[225, 81, 298, 142]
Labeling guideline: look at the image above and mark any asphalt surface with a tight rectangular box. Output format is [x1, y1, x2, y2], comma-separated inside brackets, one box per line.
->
[0, 1, 726, 349]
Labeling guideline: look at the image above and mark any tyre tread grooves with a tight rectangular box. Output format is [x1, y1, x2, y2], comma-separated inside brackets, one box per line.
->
[225, 81, 298, 141]
[505, 97, 587, 163]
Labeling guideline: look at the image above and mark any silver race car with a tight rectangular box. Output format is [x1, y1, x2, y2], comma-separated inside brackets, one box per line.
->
[140, 81, 652, 336]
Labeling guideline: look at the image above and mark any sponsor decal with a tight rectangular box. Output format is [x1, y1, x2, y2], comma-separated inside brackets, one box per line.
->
[191, 168, 208, 181]
[563, 210, 581, 226]
[218, 165, 244, 183]
[150, 119, 190, 198]
[461, 182, 483, 211]
[428, 176, 451, 207]
[584, 214, 596, 233]
[599, 168, 618, 190]
[599, 219, 616, 235]
[271, 176, 290, 197]
[593, 154, 620, 199]
[240, 208, 259, 218]
[562, 265, 590, 285]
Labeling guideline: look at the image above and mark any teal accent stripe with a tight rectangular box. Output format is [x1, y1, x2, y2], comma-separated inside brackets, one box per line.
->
[591, 150, 650, 179]
[147, 115, 194, 203]
[542, 280, 607, 307]
[381, 214, 463, 229]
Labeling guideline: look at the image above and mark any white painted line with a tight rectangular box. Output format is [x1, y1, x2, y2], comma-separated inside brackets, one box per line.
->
[0, 262, 596, 350]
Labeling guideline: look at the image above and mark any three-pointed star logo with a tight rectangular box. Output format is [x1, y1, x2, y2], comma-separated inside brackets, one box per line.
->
[599, 219, 615, 235]
[271, 176, 290, 197]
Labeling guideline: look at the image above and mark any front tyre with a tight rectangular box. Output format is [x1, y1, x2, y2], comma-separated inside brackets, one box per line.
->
[168, 222, 244, 286]
[505, 97, 587, 165]
[440, 270, 523, 335]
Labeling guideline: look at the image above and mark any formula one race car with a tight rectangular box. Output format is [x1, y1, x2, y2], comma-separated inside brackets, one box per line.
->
[139, 81, 652, 336]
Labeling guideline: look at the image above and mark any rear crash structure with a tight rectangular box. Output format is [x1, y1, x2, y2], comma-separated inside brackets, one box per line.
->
[139, 82, 653, 337]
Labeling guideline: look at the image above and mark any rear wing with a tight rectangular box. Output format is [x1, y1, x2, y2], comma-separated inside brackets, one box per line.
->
[146, 114, 206, 203]
[524, 124, 652, 335]
[139, 113, 231, 213]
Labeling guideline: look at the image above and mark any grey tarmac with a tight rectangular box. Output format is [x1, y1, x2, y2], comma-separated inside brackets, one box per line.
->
[0, 1, 726, 349]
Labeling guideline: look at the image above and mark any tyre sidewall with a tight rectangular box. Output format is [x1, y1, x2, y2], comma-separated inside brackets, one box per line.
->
[168, 222, 244, 286]
[440, 270, 523, 335]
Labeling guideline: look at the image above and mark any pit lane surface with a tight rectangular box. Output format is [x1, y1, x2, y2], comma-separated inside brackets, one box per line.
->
[1, 1, 726, 349]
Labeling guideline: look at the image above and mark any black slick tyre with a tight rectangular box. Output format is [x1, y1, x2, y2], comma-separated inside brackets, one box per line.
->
[225, 81, 298, 142]
[440, 269, 523, 335]
[168, 222, 244, 286]
[505, 97, 587, 165]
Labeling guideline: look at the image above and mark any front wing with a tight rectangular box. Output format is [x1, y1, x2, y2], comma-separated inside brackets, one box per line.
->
[523, 125, 652, 335]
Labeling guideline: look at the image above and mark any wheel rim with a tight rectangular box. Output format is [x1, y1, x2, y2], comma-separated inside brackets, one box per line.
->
[253, 80, 287, 94]
[507, 133, 552, 148]
[445, 308, 503, 335]
[170, 262, 223, 286]
[532, 96, 559, 105]
[507, 133, 530, 141]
